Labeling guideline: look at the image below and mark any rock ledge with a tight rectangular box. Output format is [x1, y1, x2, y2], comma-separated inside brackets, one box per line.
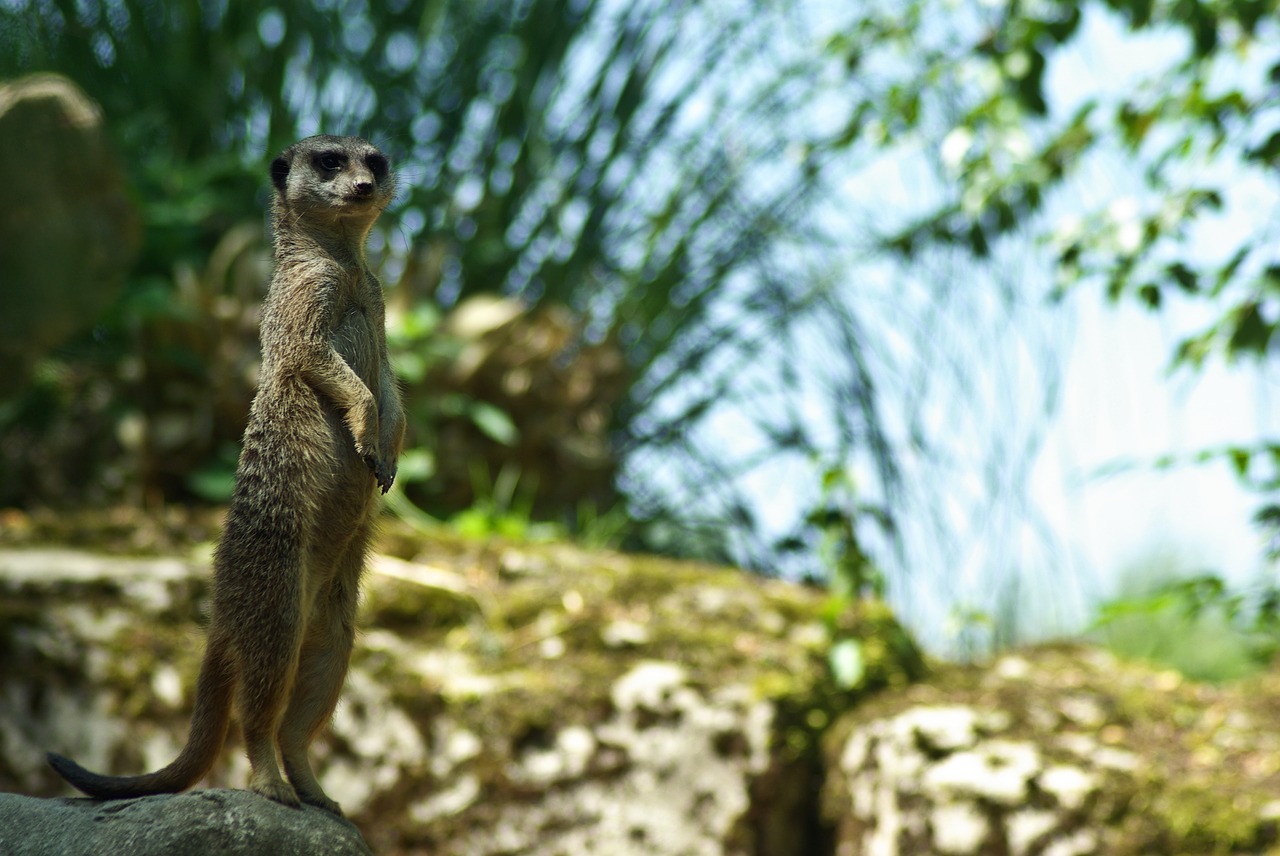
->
[0, 788, 372, 856]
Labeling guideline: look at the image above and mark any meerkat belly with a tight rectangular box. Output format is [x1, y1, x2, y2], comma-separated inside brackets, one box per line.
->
[309, 403, 377, 554]
[312, 304, 381, 533]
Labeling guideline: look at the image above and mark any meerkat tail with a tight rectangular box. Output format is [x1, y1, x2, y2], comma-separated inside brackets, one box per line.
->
[47, 642, 235, 799]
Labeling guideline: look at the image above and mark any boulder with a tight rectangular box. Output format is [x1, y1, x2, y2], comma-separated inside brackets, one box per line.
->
[822, 645, 1280, 855]
[0, 74, 139, 388]
[0, 789, 371, 856]
[0, 516, 921, 855]
[7, 514, 1277, 854]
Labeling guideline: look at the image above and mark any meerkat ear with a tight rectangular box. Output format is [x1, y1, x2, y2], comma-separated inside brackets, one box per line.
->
[270, 152, 292, 193]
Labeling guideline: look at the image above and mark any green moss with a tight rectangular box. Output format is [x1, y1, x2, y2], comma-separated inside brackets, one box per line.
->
[7, 510, 939, 850]
[1157, 780, 1270, 850]
[825, 644, 1280, 854]
[360, 575, 479, 634]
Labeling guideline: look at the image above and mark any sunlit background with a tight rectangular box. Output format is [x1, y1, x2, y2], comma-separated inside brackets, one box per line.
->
[1, 0, 1277, 669]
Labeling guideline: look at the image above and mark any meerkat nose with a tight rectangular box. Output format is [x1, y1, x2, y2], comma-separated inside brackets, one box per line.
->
[353, 179, 374, 196]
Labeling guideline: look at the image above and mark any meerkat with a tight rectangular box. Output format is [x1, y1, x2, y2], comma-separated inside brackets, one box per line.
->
[47, 135, 406, 816]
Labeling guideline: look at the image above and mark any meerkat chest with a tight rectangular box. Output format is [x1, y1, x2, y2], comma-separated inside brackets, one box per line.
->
[330, 269, 380, 383]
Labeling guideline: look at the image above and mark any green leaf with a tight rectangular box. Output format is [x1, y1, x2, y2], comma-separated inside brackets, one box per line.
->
[1226, 301, 1272, 357]
[391, 350, 429, 384]
[1166, 262, 1197, 293]
[1138, 283, 1161, 309]
[469, 402, 519, 446]
[1012, 48, 1048, 114]
[187, 464, 237, 502]
[1092, 592, 1176, 626]
[1118, 102, 1155, 148]
[396, 448, 436, 483]
[828, 638, 865, 690]
[1263, 264, 1280, 293]
[1246, 130, 1280, 165]
[1229, 447, 1250, 478]
[1189, 5, 1218, 56]
[1214, 246, 1250, 295]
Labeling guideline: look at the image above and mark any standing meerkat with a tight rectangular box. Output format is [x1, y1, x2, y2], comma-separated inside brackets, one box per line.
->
[47, 135, 406, 816]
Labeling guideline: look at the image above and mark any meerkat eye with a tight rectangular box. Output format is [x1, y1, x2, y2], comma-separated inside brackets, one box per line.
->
[317, 153, 344, 171]
[365, 153, 389, 181]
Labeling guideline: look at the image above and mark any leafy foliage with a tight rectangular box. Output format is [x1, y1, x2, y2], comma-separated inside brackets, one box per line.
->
[0, 0, 902, 571]
[1093, 570, 1280, 680]
[6, 0, 1273, 657]
[821, 0, 1280, 615]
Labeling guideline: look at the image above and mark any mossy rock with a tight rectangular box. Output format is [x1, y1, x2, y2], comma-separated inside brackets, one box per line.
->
[822, 644, 1280, 855]
[0, 515, 923, 856]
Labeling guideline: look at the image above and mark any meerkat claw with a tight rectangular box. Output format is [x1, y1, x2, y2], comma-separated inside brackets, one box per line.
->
[363, 454, 394, 493]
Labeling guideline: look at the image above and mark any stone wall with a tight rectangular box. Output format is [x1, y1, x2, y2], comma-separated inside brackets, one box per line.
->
[0, 522, 909, 855]
[823, 647, 1280, 855]
[1, 522, 1277, 854]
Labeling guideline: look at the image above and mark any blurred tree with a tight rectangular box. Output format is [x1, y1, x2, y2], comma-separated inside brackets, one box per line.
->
[819, 1, 1280, 583]
[33, 0, 1265, 649]
[0, 0, 903, 573]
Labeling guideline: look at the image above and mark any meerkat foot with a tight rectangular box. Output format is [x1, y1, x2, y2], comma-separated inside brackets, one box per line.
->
[299, 790, 344, 816]
[252, 779, 302, 808]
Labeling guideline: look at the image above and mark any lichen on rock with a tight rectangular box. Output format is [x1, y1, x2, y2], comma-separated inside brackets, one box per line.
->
[0, 789, 371, 856]
[1, 520, 913, 856]
[7, 515, 1278, 856]
[823, 646, 1280, 855]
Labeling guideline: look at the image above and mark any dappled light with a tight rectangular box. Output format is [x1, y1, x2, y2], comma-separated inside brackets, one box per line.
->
[1, 0, 1278, 852]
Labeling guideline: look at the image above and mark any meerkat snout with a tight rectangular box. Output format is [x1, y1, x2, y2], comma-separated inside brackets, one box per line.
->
[351, 152, 389, 198]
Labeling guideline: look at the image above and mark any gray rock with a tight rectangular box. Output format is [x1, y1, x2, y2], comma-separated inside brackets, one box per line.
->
[0, 73, 140, 390]
[2, 540, 904, 856]
[0, 789, 372, 856]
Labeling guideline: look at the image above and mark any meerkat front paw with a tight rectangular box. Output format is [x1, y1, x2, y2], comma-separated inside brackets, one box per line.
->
[363, 454, 395, 493]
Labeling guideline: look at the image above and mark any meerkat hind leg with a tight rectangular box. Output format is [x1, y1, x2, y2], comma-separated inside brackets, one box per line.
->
[235, 586, 306, 807]
[279, 558, 362, 815]
[243, 684, 302, 808]
[278, 621, 352, 815]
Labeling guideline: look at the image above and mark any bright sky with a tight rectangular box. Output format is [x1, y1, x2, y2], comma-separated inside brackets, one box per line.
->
[1021, 6, 1279, 627]
[800, 3, 1280, 652]
[1034, 6, 1274, 588]
[1037, 291, 1275, 594]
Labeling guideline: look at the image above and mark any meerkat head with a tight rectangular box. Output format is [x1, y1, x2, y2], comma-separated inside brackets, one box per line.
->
[269, 135, 395, 230]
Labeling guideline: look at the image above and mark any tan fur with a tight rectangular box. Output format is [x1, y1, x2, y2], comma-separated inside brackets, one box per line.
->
[47, 135, 406, 816]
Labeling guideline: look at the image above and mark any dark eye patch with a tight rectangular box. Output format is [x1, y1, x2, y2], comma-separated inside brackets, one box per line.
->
[365, 153, 389, 180]
[316, 152, 345, 171]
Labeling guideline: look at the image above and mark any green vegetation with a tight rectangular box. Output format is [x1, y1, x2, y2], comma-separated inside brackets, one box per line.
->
[1092, 557, 1280, 681]
[0, 0, 896, 572]
[1, 0, 1276, 660]
[817, 0, 1280, 558]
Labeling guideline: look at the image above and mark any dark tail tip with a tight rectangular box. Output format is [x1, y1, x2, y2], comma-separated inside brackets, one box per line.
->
[46, 751, 135, 799]
[46, 749, 198, 800]
[47, 751, 79, 781]
[47, 751, 104, 796]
